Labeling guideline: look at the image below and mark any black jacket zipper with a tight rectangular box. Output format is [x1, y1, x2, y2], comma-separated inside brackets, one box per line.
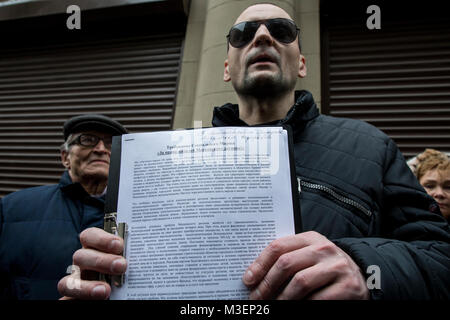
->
[297, 177, 372, 218]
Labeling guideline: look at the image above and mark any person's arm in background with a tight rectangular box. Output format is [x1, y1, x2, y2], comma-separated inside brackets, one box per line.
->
[0, 199, 8, 299]
[242, 139, 450, 300]
[333, 139, 450, 299]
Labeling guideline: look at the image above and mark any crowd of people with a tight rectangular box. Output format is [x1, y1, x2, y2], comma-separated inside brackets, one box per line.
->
[0, 3, 449, 300]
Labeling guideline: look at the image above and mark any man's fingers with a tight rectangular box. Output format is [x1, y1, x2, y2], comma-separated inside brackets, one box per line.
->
[243, 231, 324, 287]
[58, 275, 111, 300]
[79, 227, 124, 255]
[248, 246, 318, 299]
[73, 248, 127, 275]
[276, 263, 336, 300]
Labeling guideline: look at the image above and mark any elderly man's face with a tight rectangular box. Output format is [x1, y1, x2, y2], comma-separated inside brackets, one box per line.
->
[224, 4, 306, 97]
[61, 131, 112, 183]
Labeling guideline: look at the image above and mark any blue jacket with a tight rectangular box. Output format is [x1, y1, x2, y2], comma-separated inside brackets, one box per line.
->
[212, 90, 450, 299]
[0, 171, 105, 299]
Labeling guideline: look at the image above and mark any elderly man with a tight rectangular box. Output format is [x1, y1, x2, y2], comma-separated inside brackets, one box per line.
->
[0, 114, 127, 299]
[58, 4, 450, 300]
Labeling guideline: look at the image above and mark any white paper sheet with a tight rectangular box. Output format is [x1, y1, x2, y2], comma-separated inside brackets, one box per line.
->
[110, 127, 296, 300]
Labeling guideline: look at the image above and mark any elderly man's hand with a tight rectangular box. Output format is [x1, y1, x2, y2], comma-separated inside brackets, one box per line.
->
[58, 227, 127, 300]
[242, 231, 369, 300]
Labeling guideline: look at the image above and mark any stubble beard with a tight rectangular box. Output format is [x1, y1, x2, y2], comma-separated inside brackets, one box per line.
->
[234, 69, 296, 100]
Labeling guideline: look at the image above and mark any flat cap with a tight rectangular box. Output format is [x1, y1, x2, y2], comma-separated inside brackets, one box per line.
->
[63, 114, 128, 140]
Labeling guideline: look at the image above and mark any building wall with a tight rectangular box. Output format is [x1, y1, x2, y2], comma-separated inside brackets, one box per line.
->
[173, 0, 321, 129]
[0, 1, 187, 196]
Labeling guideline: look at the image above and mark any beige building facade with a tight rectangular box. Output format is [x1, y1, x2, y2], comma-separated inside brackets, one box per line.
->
[173, 0, 321, 129]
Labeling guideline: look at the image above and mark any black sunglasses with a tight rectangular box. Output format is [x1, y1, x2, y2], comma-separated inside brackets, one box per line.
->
[227, 18, 300, 49]
[69, 133, 112, 149]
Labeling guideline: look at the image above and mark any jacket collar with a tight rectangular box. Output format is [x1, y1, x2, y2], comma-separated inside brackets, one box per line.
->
[212, 90, 319, 134]
[59, 171, 105, 207]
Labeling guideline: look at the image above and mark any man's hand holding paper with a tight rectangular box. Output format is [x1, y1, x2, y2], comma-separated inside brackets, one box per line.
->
[243, 231, 369, 300]
[58, 227, 127, 300]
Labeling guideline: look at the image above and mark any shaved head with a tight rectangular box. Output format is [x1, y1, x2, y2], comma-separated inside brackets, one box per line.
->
[234, 3, 293, 25]
[224, 3, 305, 100]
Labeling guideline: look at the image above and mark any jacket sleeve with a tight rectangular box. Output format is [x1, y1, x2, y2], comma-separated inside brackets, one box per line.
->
[334, 138, 450, 300]
[0, 197, 3, 238]
[0, 197, 11, 299]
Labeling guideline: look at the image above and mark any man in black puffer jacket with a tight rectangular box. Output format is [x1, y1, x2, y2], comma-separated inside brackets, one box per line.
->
[212, 3, 449, 299]
[57, 3, 449, 300]
[213, 89, 450, 299]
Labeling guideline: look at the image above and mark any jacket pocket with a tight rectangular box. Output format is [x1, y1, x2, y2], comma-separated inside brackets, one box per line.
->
[298, 177, 372, 223]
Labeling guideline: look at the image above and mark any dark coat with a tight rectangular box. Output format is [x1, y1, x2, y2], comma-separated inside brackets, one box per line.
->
[212, 90, 450, 299]
[0, 171, 105, 299]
